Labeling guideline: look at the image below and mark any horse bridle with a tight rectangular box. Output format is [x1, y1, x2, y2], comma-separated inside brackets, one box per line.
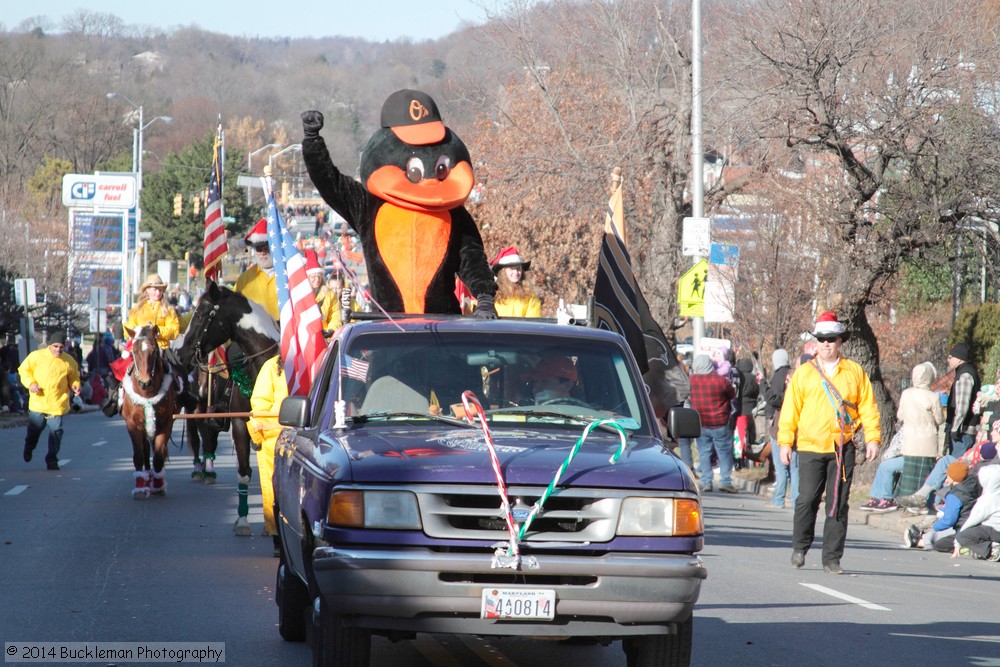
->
[190, 303, 278, 376]
[131, 329, 162, 392]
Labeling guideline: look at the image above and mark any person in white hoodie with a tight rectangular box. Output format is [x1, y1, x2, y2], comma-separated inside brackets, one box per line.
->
[895, 361, 945, 498]
[953, 465, 1000, 561]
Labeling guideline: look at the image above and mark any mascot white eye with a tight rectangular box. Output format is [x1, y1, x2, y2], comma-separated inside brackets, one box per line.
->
[406, 157, 425, 183]
[434, 155, 452, 181]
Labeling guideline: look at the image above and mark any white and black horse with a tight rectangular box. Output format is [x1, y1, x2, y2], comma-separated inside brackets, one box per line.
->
[177, 281, 279, 535]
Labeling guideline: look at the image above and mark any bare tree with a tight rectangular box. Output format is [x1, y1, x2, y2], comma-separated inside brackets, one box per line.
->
[715, 0, 1000, 439]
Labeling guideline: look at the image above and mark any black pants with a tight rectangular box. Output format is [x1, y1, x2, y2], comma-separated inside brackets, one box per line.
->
[793, 446, 856, 565]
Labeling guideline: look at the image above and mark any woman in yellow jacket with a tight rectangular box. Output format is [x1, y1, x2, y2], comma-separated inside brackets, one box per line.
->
[123, 273, 180, 348]
[304, 249, 343, 331]
[247, 354, 288, 555]
[490, 246, 542, 318]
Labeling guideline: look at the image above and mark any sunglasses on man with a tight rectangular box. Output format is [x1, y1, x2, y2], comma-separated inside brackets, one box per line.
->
[815, 336, 840, 344]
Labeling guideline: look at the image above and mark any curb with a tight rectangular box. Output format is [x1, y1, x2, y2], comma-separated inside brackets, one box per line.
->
[728, 473, 931, 536]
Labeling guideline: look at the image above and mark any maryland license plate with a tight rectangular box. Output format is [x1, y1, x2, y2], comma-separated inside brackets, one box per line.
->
[481, 588, 555, 621]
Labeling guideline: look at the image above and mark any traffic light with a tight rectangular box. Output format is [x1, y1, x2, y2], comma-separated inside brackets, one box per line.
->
[192, 195, 200, 215]
[173, 193, 183, 217]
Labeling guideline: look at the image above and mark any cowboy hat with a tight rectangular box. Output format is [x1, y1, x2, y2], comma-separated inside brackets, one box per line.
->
[140, 274, 168, 292]
[491, 246, 531, 273]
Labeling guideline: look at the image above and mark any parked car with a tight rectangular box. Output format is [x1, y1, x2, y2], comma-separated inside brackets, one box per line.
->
[273, 316, 704, 667]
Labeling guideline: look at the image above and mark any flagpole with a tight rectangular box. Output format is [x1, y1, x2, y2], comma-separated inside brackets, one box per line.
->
[690, 0, 706, 352]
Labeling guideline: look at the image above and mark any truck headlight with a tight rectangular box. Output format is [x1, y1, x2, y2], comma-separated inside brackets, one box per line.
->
[617, 497, 703, 536]
[328, 490, 422, 529]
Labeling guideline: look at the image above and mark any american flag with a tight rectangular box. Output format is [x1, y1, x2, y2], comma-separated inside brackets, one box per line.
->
[341, 354, 369, 382]
[264, 181, 327, 395]
[203, 126, 227, 282]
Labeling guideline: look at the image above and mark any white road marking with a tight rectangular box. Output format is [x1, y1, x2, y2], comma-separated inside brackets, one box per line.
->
[459, 635, 519, 667]
[4, 485, 28, 496]
[800, 583, 890, 611]
[891, 633, 1000, 643]
[92, 440, 107, 447]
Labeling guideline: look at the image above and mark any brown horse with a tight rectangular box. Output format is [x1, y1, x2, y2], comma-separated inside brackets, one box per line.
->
[121, 325, 176, 499]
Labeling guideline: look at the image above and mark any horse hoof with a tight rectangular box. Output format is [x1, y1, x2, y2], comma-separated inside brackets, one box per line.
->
[203, 473, 217, 486]
[233, 518, 253, 536]
[131, 489, 150, 500]
[191, 472, 205, 481]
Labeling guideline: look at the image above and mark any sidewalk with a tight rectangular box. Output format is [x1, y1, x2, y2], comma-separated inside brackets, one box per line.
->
[727, 470, 932, 540]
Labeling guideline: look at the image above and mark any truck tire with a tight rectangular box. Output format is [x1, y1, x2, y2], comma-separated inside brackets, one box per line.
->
[623, 616, 693, 667]
[276, 563, 309, 642]
[312, 597, 371, 667]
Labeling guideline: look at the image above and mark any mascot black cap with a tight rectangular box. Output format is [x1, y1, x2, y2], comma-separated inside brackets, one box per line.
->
[381, 89, 446, 146]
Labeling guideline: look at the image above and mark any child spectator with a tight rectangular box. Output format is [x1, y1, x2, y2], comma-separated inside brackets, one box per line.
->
[953, 465, 1000, 560]
[904, 461, 980, 552]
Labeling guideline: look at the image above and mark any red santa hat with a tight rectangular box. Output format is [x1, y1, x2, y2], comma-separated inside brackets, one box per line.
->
[303, 249, 324, 276]
[490, 246, 531, 273]
[244, 219, 269, 248]
[811, 311, 849, 340]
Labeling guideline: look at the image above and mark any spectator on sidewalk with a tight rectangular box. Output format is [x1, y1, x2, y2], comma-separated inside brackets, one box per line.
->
[778, 312, 882, 575]
[689, 354, 738, 494]
[760, 348, 797, 508]
[734, 357, 760, 461]
[953, 464, 1000, 561]
[905, 460, 981, 552]
[897, 433, 999, 512]
[945, 343, 979, 458]
[859, 429, 905, 513]
[895, 361, 946, 498]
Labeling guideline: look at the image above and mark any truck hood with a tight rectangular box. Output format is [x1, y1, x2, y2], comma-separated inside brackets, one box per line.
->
[324, 425, 694, 492]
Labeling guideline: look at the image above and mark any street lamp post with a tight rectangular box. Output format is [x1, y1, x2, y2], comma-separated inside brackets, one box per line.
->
[106, 92, 171, 309]
[247, 143, 282, 205]
[268, 143, 302, 174]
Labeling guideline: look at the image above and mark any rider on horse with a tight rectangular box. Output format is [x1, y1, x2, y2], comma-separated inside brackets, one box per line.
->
[104, 273, 181, 415]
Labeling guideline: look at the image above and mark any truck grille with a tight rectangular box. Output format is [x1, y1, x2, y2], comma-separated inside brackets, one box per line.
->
[417, 485, 621, 543]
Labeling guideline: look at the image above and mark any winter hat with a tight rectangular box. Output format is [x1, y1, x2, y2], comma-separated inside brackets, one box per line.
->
[303, 249, 324, 276]
[772, 349, 789, 370]
[949, 343, 971, 362]
[491, 246, 531, 273]
[981, 441, 998, 461]
[692, 354, 715, 375]
[524, 354, 578, 383]
[811, 311, 849, 340]
[947, 461, 969, 482]
[380, 89, 446, 146]
[49, 331, 66, 346]
[244, 219, 269, 249]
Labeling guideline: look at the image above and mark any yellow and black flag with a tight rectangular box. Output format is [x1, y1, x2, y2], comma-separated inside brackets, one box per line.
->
[592, 169, 690, 412]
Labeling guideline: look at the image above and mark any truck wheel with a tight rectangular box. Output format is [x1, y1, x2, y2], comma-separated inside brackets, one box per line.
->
[312, 596, 371, 667]
[623, 616, 693, 667]
[276, 563, 309, 642]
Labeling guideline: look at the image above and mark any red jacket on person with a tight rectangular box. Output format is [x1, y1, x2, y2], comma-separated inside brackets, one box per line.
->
[689, 372, 736, 429]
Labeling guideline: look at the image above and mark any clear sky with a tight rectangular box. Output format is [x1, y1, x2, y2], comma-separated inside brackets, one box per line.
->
[2, 1, 491, 42]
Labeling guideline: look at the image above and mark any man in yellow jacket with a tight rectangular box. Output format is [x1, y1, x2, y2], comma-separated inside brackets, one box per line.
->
[19, 331, 81, 470]
[247, 354, 288, 556]
[234, 219, 279, 321]
[778, 312, 881, 575]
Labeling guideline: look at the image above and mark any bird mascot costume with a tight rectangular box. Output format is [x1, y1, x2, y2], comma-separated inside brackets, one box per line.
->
[301, 89, 497, 317]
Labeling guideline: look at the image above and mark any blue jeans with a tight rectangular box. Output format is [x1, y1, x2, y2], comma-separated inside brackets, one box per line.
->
[696, 425, 735, 487]
[677, 438, 695, 473]
[770, 438, 799, 507]
[925, 455, 956, 492]
[950, 433, 974, 458]
[24, 411, 64, 465]
[870, 456, 904, 499]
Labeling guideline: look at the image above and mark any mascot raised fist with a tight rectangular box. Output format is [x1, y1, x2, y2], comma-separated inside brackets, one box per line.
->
[301, 89, 497, 317]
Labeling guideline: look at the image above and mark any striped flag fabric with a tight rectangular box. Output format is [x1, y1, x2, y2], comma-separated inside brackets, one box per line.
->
[203, 127, 227, 282]
[592, 170, 690, 408]
[264, 180, 327, 396]
[340, 354, 369, 382]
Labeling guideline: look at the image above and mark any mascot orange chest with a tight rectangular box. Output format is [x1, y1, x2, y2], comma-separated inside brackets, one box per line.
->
[301, 89, 497, 317]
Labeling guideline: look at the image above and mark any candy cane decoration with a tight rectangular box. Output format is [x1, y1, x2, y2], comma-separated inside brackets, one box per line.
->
[517, 419, 628, 542]
[460, 391, 521, 567]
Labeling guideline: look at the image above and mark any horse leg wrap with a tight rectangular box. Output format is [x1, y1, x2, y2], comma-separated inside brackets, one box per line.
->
[131, 470, 151, 499]
[203, 454, 217, 483]
[151, 469, 167, 495]
[191, 457, 204, 480]
[237, 476, 250, 517]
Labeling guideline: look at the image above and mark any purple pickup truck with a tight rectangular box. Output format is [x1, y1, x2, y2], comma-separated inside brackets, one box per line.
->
[273, 316, 705, 667]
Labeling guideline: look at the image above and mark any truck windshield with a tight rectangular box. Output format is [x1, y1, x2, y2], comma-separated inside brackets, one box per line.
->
[333, 330, 650, 433]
